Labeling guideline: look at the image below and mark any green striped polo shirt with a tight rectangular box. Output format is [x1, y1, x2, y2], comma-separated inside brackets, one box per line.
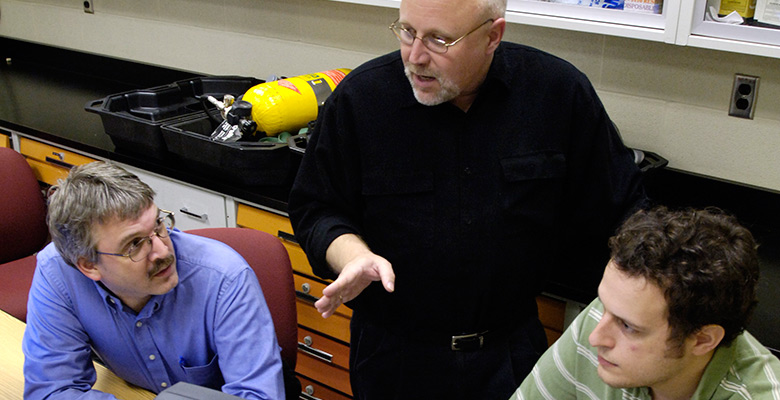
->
[512, 298, 780, 400]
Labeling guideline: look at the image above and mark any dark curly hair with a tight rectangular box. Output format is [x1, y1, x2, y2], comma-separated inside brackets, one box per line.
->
[608, 206, 759, 351]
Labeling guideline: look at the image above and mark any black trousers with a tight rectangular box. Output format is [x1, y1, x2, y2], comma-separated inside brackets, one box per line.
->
[348, 313, 548, 400]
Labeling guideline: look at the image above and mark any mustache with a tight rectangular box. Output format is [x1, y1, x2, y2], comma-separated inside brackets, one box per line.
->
[404, 65, 439, 80]
[148, 254, 175, 278]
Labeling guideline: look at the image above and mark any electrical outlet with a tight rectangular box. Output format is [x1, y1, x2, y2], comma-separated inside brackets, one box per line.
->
[83, 0, 94, 14]
[729, 74, 759, 119]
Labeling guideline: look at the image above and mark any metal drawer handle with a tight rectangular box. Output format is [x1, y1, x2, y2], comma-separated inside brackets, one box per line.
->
[44, 155, 75, 169]
[295, 283, 319, 304]
[298, 337, 333, 363]
[179, 207, 208, 222]
[300, 385, 321, 400]
[277, 230, 298, 244]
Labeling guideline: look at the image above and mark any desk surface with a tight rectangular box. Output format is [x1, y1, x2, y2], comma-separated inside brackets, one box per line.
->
[0, 310, 155, 399]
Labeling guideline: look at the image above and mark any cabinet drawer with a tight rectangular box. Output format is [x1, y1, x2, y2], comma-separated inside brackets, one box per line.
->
[544, 328, 562, 346]
[298, 376, 352, 400]
[1, 134, 9, 148]
[537, 295, 565, 345]
[297, 299, 351, 344]
[122, 166, 228, 230]
[236, 203, 315, 276]
[19, 138, 97, 185]
[536, 295, 565, 332]
[298, 326, 350, 369]
[297, 326, 352, 396]
[297, 332, 352, 396]
[294, 274, 352, 318]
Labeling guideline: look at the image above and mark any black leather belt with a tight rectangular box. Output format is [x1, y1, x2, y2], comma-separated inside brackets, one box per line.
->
[450, 331, 489, 351]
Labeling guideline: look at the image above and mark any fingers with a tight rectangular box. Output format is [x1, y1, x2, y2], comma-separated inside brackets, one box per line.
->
[316, 252, 396, 318]
[315, 285, 351, 318]
[314, 295, 339, 319]
[376, 259, 396, 293]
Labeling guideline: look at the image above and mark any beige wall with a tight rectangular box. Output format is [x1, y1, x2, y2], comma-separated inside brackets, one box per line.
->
[1, 0, 779, 191]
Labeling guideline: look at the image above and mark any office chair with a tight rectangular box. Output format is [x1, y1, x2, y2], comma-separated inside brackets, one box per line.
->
[186, 227, 300, 399]
[0, 147, 49, 321]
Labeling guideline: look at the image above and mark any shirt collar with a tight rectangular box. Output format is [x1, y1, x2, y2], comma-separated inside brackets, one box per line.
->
[689, 338, 738, 399]
[94, 280, 164, 317]
[481, 42, 512, 94]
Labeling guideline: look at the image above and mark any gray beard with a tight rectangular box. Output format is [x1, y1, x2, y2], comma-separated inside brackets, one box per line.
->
[404, 65, 461, 106]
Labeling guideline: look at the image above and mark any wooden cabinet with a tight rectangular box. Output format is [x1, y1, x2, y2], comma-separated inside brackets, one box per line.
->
[18, 137, 97, 186]
[1, 134, 9, 148]
[537, 295, 566, 345]
[236, 203, 353, 399]
[12, 135, 229, 232]
[236, 204, 316, 276]
[122, 166, 230, 231]
[299, 376, 352, 400]
[236, 202, 569, 399]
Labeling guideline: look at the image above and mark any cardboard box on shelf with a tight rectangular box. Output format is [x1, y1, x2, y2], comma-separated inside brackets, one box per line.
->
[755, 0, 780, 26]
[624, 0, 663, 13]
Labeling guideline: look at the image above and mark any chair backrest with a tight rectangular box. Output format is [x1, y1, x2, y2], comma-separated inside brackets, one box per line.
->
[0, 254, 38, 321]
[0, 147, 48, 264]
[186, 228, 298, 368]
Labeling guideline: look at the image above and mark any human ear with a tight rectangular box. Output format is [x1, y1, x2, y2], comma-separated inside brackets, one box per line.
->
[486, 18, 506, 53]
[691, 324, 725, 356]
[76, 257, 102, 282]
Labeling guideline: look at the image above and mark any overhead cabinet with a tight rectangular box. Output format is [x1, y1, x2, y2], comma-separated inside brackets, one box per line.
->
[331, 0, 780, 58]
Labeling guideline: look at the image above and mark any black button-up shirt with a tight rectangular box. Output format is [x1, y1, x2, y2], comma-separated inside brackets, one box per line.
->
[289, 42, 646, 335]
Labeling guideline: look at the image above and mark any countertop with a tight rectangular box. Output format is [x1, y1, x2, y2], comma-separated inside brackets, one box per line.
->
[2, 37, 778, 354]
[0, 37, 292, 212]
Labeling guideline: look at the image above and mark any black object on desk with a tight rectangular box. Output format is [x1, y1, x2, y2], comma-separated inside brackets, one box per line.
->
[154, 382, 241, 400]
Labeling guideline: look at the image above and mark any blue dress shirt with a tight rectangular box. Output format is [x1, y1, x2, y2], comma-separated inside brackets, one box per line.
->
[23, 229, 285, 399]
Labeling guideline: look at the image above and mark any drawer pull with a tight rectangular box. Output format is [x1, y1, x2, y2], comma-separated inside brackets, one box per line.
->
[179, 207, 208, 222]
[44, 156, 75, 169]
[277, 230, 298, 244]
[296, 285, 320, 304]
[300, 385, 322, 400]
[298, 338, 333, 363]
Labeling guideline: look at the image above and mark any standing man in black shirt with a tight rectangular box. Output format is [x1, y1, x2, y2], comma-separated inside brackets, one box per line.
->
[288, 0, 646, 398]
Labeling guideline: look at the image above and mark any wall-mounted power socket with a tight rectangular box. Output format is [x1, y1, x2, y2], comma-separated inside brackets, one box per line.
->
[729, 74, 759, 119]
[83, 0, 94, 14]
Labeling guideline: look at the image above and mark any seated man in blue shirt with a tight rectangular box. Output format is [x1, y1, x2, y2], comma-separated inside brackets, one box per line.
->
[23, 161, 285, 400]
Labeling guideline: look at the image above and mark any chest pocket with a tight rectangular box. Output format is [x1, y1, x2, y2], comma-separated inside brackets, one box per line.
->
[500, 151, 566, 181]
[499, 151, 566, 234]
[179, 353, 225, 389]
[361, 171, 435, 254]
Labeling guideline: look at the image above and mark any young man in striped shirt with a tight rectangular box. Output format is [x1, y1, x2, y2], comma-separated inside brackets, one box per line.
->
[513, 206, 780, 400]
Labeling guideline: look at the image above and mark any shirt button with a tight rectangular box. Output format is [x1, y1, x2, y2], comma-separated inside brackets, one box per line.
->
[136, 322, 143, 328]
[161, 382, 168, 388]
[149, 354, 156, 361]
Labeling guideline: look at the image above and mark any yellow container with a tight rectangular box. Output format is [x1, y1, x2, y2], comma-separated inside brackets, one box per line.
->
[242, 69, 351, 136]
[719, 0, 757, 18]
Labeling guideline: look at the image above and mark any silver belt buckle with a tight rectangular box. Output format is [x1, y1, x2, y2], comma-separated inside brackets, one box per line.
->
[450, 331, 487, 351]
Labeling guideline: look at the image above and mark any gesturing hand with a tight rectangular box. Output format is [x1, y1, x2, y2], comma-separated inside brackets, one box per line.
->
[315, 252, 395, 318]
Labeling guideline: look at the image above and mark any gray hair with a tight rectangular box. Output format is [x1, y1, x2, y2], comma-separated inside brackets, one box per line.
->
[47, 161, 156, 267]
[481, 0, 507, 19]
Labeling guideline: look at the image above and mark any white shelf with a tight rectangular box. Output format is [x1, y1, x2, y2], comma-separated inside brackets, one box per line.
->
[504, 8, 670, 42]
[506, 0, 674, 43]
[328, 0, 780, 59]
[679, 0, 780, 58]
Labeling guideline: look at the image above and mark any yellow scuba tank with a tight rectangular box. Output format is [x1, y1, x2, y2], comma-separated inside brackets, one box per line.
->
[242, 68, 351, 136]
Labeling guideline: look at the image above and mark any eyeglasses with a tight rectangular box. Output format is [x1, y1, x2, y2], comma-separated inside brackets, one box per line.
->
[96, 209, 175, 262]
[389, 18, 494, 54]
